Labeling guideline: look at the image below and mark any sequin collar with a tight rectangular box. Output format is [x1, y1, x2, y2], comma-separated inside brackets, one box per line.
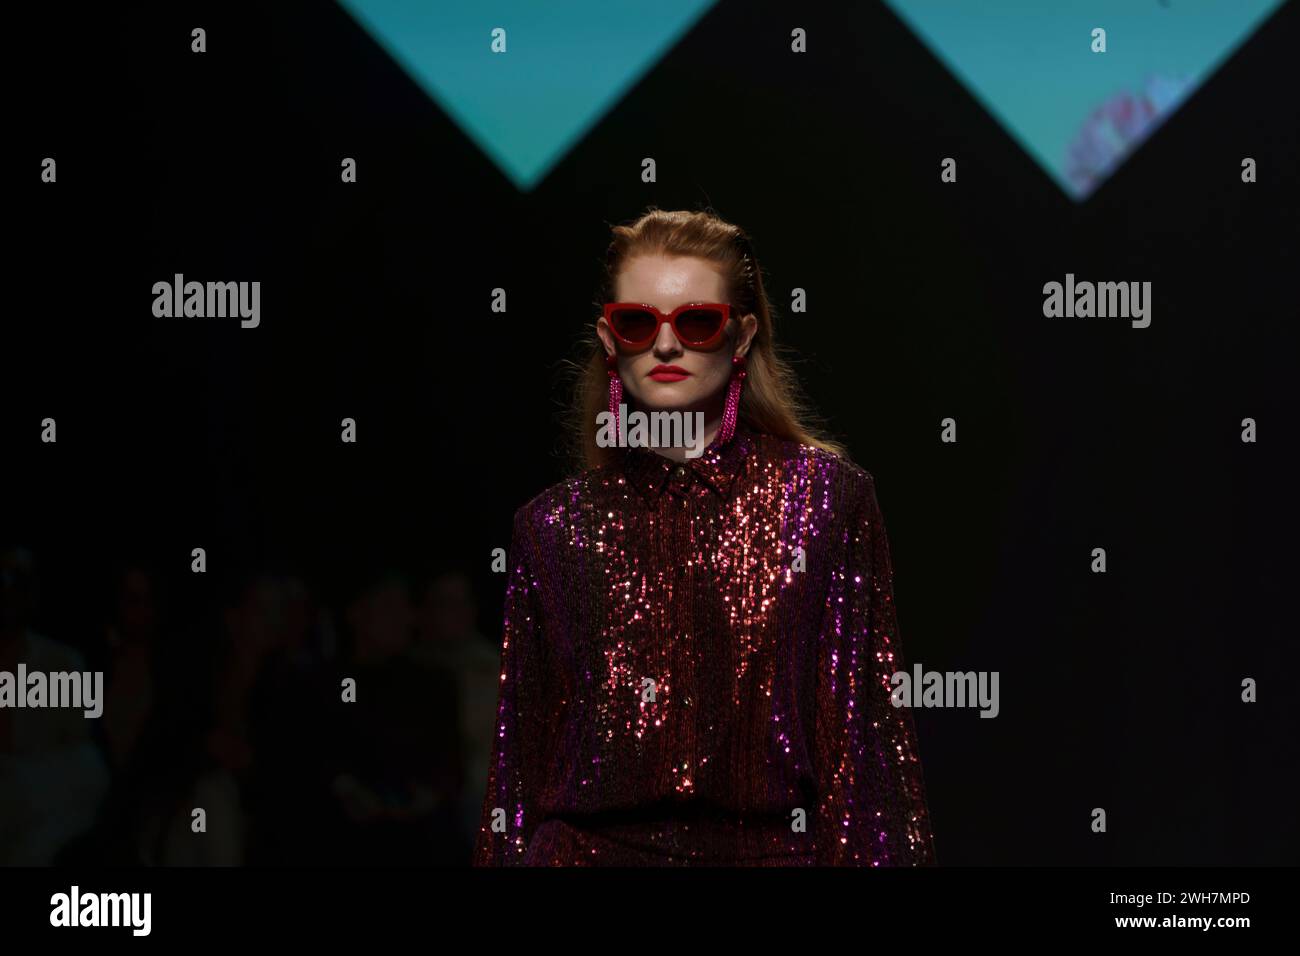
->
[621, 423, 758, 502]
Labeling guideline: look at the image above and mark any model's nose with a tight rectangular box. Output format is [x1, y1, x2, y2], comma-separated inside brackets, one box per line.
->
[653, 320, 683, 357]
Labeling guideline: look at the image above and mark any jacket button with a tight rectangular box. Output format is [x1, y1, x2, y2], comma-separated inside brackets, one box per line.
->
[674, 465, 688, 479]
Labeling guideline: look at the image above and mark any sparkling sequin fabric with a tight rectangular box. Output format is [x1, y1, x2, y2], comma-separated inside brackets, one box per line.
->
[472, 424, 935, 866]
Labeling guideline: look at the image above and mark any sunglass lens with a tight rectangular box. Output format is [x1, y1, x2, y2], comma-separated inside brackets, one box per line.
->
[675, 307, 725, 344]
[610, 308, 657, 343]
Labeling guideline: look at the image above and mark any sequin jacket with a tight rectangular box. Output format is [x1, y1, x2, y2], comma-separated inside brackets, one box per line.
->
[472, 425, 936, 865]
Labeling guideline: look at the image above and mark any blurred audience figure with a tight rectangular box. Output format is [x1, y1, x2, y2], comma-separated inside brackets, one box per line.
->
[100, 562, 161, 773]
[0, 545, 111, 865]
[411, 568, 498, 856]
[70, 567, 276, 865]
[10, 546, 478, 868]
[133, 569, 280, 865]
[244, 570, 338, 865]
[330, 566, 467, 865]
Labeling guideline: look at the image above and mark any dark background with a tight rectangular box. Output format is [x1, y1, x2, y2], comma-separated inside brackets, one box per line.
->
[7, 0, 1298, 866]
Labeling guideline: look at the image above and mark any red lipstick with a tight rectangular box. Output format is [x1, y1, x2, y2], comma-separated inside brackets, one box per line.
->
[648, 364, 690, 382]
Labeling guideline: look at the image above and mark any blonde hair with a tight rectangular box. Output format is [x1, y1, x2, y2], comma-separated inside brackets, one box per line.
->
[565, 206, 847, 470]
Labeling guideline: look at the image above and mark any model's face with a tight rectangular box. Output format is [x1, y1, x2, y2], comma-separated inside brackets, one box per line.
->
[597, 254, 757, 416]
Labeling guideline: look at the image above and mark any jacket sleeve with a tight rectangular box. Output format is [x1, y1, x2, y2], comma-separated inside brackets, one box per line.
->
[471, 506, 551, 866]
[813, 470, 936, 865]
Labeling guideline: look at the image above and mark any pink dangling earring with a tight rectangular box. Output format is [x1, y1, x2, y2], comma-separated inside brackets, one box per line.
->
[606, 353, 623, 436]
[717, 354, 748, 445]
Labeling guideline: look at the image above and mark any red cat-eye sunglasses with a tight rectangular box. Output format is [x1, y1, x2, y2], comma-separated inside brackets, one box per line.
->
[602, 302, 731, 351]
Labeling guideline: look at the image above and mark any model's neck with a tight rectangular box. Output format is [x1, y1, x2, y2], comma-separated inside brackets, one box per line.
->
[648, 405, 723, 462]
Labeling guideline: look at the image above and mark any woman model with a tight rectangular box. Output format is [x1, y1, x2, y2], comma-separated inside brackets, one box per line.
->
[473, 208, 935, 866]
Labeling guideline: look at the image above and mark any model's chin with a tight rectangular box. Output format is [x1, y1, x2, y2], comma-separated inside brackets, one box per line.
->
[631, 381, 706, 409]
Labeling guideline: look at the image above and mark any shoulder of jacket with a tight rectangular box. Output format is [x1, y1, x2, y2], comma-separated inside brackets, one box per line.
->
[512, 463, 621, 527]
[757, 433, 875, 489]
